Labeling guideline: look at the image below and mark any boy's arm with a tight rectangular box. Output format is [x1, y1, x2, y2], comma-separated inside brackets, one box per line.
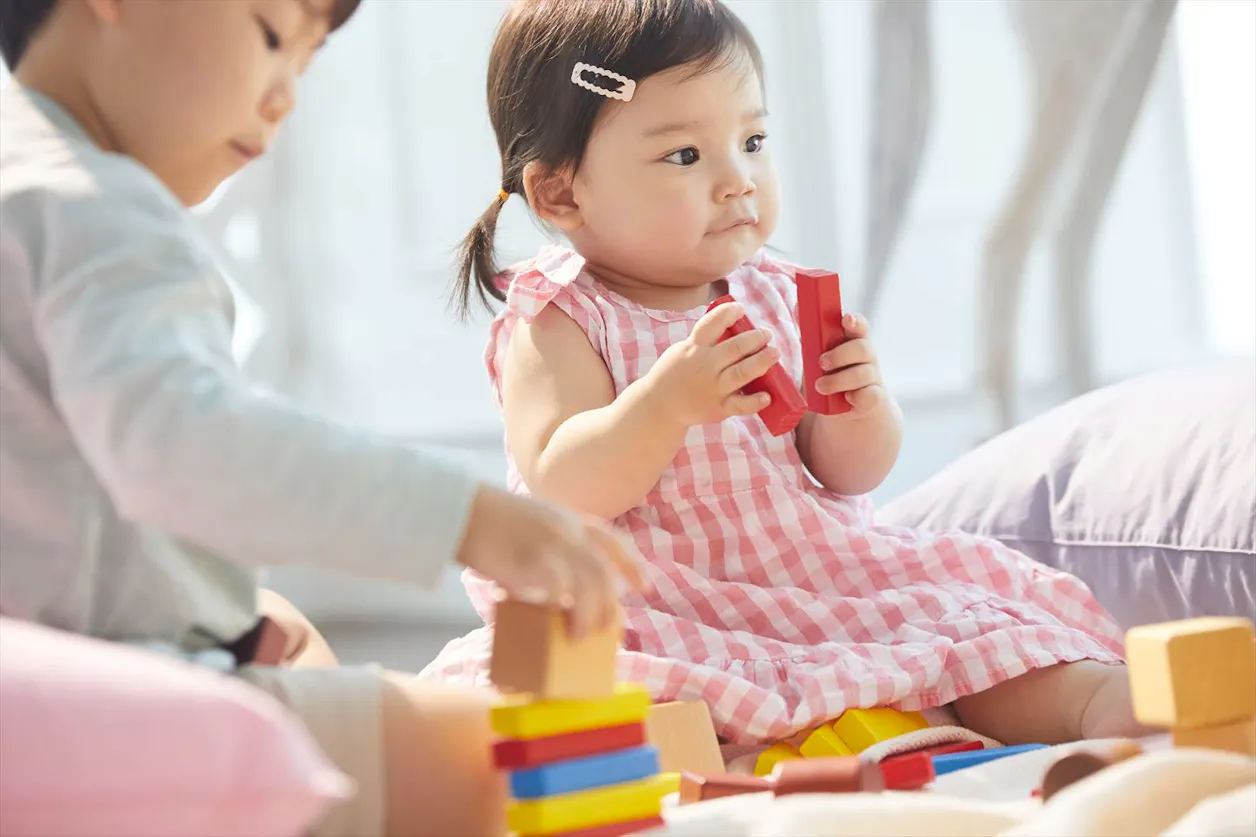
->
[34, 196, 476, 589]
[502, 304, 687, 520]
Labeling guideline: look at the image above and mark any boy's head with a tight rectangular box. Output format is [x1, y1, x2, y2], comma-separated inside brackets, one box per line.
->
[456, 0, 777, 316]
[5, 0, 360, 206]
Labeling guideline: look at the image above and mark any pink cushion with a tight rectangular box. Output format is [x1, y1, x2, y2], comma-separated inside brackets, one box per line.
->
[0, 617, 351, 837]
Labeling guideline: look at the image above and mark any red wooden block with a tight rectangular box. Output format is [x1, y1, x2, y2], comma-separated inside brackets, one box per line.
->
[707, 295, 807, 436]
[544, 815, 667, 837]
[493, 723, 647, 770]
[678, 772, 771, 805]
[878, 751, 934, 790]
[771, 757, 883, 796]
[794, 267, 851, 415]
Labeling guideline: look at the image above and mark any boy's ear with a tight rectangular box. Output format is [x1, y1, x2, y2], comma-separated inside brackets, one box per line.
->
[84, 0, 123, 23]
[523, 162, 583, 233]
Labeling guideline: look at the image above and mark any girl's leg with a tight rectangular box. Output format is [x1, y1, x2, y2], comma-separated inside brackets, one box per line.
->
[379, 674, 508, 837]
[258, 588, 339, 667]
[952, 660, 1152, 745]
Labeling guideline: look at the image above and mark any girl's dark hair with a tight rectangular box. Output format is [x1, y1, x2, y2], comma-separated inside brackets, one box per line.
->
[0, 0, 362, 72]
[454, 0, 762, 318]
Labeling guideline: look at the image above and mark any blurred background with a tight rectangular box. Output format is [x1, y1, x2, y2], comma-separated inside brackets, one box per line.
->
[4, 0, 1252, 670]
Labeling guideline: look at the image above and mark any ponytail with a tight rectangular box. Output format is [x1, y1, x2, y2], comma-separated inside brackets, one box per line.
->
[453, 191, 509, 320]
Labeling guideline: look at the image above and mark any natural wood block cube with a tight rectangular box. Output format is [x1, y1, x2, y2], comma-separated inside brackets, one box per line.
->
[489, 598, 620, 700]
[1126, 617, 1256, 729]
[645, 700, 724, 775]
[1172, 717, 1256, 757]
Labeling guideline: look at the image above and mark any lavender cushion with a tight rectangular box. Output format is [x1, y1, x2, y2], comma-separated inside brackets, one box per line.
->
[878, 360, 1255, 630]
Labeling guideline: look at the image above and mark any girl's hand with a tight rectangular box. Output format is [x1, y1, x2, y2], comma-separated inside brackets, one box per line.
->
[815, 313, 888, 418]
[642, 301, 781, 428]
[456, 485, 650, 638]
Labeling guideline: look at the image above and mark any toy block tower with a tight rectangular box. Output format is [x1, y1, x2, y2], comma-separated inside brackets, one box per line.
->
[1126, 616, 1256, 757]
[488, 598, 673, 837]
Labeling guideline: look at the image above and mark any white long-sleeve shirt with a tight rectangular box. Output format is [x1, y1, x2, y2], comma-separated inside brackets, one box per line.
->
[0, 84, 477, 651]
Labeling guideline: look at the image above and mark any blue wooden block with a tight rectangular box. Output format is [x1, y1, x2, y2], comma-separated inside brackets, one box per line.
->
[932, 743, 1046, 776]
[510, 745, 660, 800]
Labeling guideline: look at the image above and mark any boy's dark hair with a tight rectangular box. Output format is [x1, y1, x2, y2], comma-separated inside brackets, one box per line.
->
[454, 0, 762, 318]
[0, 0, 363, 72]
[0, 0, 55, 71]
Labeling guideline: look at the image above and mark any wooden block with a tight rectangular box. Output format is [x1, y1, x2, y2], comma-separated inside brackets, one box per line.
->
[491, 684, 651, 740]
[831, 708, 929, 753]
[754, 743, 801, 777]
[493, 723, 647, 770]
[509, 745, 659, 800]
[708, 295, 807, 436]
[1126, 617, 1256, 728]
[1172, 717, 1256, 757]
[506, 774, 673, 836]
[645, 700, 724, 775]
[795, 267, 852, 415]
[544, 815, 666, 837]
[490, 598, 620, 700]
[798, 723, 855, 758]
[678, 772, 771, 805]
[772, 757, 883, 796]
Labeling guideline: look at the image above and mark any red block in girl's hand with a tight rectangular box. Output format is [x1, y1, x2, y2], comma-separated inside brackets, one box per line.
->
[707, 295, 806, 436]
[795, 267, 852, 415]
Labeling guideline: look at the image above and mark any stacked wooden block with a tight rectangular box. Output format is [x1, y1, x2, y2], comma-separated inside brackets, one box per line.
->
[489, 599, 719, 836]
[1126, 616, 1256, 757]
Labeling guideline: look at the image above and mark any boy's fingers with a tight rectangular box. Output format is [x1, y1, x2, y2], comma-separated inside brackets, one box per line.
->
[690, 302, 745, 347]
[587, 524, 651, 593]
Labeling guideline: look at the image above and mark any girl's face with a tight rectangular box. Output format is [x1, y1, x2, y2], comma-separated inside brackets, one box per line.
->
[566, 52, 780, 293]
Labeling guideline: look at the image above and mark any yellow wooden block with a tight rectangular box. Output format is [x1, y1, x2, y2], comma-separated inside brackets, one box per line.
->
[657, 772, 682, 795]
[798, 723, 855, 758]
[1126, 617, 1256, 729]
[1172, 717, 1256, 757]
[491, 683, 651, 739]
[507, 774, 674, 835]
[753, 742, 801, 777]
[832, 708, 929, 753]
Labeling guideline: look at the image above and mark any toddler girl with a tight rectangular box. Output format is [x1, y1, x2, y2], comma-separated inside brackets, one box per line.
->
[424, 0, 1147, 750]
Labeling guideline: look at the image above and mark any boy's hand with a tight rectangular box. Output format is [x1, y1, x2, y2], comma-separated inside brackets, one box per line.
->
[815, 313, 887, 418]
[457, 485, 650, 638]
[642, 301, 781, 428]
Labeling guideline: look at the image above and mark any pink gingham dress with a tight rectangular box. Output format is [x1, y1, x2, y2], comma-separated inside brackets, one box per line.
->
[419, 245, 1125, 745]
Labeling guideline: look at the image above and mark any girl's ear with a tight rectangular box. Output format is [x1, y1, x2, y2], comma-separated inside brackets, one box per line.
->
[523, 162, 583, 233]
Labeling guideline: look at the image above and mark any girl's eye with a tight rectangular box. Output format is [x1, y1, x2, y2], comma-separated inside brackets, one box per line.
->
[664, 147, 700, 166]
[257, 18, 283, 51]
[745, 134, 768, 153]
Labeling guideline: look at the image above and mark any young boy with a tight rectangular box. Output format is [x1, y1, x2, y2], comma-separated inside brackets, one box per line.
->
[0, 1, 647, 835]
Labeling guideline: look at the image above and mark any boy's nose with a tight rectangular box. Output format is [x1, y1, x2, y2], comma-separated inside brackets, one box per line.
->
[261, 74, 297, 124]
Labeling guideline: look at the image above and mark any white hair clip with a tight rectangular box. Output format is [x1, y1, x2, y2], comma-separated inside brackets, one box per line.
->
[571, 62, 636, 102]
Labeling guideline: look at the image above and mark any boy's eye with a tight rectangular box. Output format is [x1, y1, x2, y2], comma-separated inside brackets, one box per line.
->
[663, 147, 700, 166]
[745, 134, 768, 153]
[257, 18, 283, 51]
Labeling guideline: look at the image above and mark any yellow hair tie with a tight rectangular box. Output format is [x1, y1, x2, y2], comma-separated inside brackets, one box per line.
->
[497, 188, 510, 202]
